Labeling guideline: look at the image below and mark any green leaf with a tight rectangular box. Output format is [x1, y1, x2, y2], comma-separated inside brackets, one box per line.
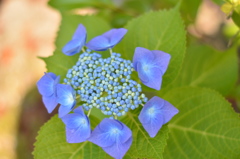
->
[33, 115, 111, 159]
[232, 11, 240, 28]
[115, 8, 186, 89]
[123, 109, 169, 159]
[48, 0, 113, 11]
[43, 14, 110, 81]
[165, 43, 238, 96]
[162, 0, 202, 23]
[162, 87, 240, 158]
[33, 109, 169, 159]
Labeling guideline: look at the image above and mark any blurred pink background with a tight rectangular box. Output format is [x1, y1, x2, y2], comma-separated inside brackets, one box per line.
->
[0, 0, 60, 158]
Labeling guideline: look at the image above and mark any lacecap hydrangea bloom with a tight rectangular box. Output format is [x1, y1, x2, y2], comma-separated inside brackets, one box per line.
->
[37, 24, 179, 159]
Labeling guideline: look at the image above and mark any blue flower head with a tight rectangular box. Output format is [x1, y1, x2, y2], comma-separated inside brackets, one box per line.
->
[37, 72, 60, 113]
[56, 84, 76, 117]
[86, 28, 127, 51]
[138, 96, 179, 137]
[133, 47, 171, 90]
[62, 24, 87, 56]
[38, 24, 179, 159]
[88, 118, 132, 159]
[61, 106, 91, 143]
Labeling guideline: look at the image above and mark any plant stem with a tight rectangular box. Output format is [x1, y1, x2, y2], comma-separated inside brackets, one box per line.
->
[109, 48, 113, 56]
[82, 47, 86, 53]
[87, 109, 92, 117]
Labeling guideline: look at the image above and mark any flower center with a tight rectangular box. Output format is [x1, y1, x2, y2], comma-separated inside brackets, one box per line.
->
[64, 52, 148, 117]
[80, 118, 86, 125]
[143, 65, 149, 72]
[67, 95, 74, 105]
[148, 107, 155, 115]
[111, 128, 120, 134]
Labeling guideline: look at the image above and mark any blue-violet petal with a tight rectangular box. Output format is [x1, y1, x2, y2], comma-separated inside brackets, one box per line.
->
[138, 96, 178, 137]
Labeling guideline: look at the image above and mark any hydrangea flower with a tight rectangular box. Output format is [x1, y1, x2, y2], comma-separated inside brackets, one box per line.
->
[88, 118, 132, 159]
[62, 24, 87, 56]
[86, 28, 127, 51]
[61, 106, 91, 143]
[138, 96, 179, 137]
[56, 84, 76, 117]
[133, 47, 171, 90]
[64, 52, 148, 117]
[36, 72, 60, 113]
[37, 24, 179, 159]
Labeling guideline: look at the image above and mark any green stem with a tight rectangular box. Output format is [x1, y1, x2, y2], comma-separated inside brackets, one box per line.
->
[82, 47, 86, 53]
[87, 109, 92, 117]
[109, 48, 113, 56]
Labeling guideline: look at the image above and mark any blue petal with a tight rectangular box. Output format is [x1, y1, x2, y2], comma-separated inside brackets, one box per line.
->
[73, 106, 86, 116]
[66, 123, 91, 143]
[47, 72, 57, 79]
[72, 24, 87, 41]
[103, 137, 132, 159]
[61, 114, 82, 129]
[62, 24, 87, 56]
[117, 121, 132, 144]
[138, 96, 178, 137]
[88, 119, 132, 148]
[136, 62, 149, 83]
[160, 100, 179, 124]
[99, 118, 123, 132]
[86, 28, 127, 51]
[61, 106, 88, 129]
[152, 50, 171, 75]
[58, 104, 75, 118]
[141, 117, 164, 138]
[103, 28, 127, 47]
[99, 119, 132, 144]
[37, 72, 58, 96]
[62, 39, 83, 56]
[86, 36, 110, 51]
[133, 47, 154, 71]
[56, 84, 76, 106]
[88, 119, 119, 147]
[137, 63, 163, 90]
[42, 95, 58, 113]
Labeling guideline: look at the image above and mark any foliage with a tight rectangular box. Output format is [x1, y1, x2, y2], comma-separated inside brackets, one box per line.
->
[163, 87, 240, 158]
[34, 0, 240, 159]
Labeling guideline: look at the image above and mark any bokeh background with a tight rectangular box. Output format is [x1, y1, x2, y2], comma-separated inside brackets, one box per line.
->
[0, 0, 239, 159]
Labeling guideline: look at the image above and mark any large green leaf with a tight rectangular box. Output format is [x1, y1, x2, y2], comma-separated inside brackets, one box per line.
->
[165, 43, 238, 96]
[43, 14, 110, 81]
[162, 87, 240, 158]
[33, 115, 110, 159]
[232, 11, 240, 28]
[159, 0, 202, 23]
[33, 109, 169, 159]
[114, 7, 186, 89]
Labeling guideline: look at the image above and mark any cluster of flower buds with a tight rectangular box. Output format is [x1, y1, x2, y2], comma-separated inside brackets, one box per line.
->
[37, 24, 179, 159]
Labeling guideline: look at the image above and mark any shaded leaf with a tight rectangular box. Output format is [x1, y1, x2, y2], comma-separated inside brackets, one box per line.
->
[33, 115, 111, 159]
[163, 87, 240, 159]
[232, 11, 240, 28]
[165, 43, 238, 96]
